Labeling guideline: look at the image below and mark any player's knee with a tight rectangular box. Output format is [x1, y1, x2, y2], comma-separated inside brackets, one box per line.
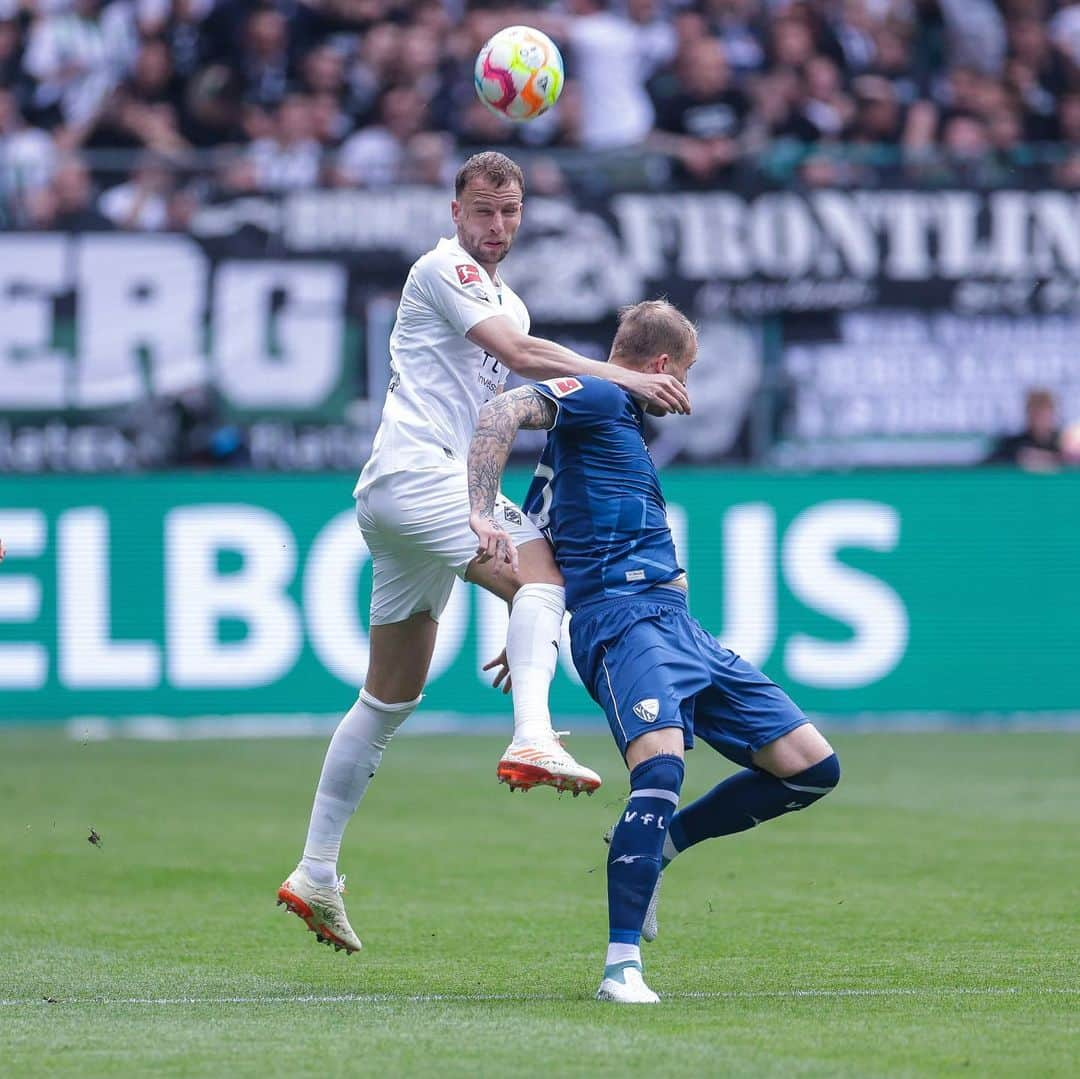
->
[629, 752, 685, 798]
[781, 751, 840, 807]
[812, 751, 841, 793]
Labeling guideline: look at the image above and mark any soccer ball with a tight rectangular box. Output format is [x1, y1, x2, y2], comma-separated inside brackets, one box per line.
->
[474, 25, 564, 122]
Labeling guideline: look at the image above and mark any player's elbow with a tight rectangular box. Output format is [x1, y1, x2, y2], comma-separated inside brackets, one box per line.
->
[476, 398, 499, 428]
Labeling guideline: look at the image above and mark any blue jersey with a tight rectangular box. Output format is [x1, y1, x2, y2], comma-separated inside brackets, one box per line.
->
[522, 375, 684, 610]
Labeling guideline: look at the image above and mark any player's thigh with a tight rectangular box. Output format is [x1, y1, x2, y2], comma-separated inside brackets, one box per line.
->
[363, 612, 439, 704]
[572, 602, 693, 761]
[691, 628, 810, 770]
[752, 723, 834, 778]
[363, 468, 550, 593]
[356, 489, 458, 686]
[466, 536, 562, 601]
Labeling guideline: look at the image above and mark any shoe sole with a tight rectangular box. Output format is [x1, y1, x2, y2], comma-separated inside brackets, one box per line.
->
[595, 987, 660, 1004]
[497, 760, 601, 795]
[276, 885, 361, 954]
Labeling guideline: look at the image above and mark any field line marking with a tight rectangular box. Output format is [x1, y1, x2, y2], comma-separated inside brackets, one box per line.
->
[2, 987, 1077, 1007]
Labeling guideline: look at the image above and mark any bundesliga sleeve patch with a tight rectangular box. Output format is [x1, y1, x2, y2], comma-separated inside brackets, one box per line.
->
[456, 263, 482, 285]
[544, 377, 583, 398]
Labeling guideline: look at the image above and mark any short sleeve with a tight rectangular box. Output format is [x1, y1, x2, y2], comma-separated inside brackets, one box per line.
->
[417, 254, 501, 336]
[532, 376, 626, 430]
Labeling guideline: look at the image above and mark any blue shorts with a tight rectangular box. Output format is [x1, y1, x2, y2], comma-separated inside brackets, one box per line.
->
[569, 587, 807, 768]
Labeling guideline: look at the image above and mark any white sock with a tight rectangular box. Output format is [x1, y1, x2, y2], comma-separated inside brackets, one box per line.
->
[300, 689, 419, 884]
[605, 942, 642, 969]
[506, 583, 564, 744]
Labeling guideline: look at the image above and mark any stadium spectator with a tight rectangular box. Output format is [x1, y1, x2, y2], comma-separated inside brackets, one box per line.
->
[0, 88, 56, 224]
[343, 21, 402, 125]
[848, 75, 904, 145]
[937, 0, 1008, 75]
[0, 17, 28, 99]
[651, 37, 749, 184]
[702, 0, 766, 77]
[336, 85, 427, 186]
[770, 12, 817, 70]
[300, 43, 346, 101]
[0, 0, 1076, 215]
[749, 66, 820, 143]
[28, 153, 111, 229]
[1050, 0, 1080, 69]
[245, 93, 321, 192]
[626, 0, 678, 79]
[231, 7, 291, 110]
[800, 55, 855, 138]
[98, 151, 174, 229]
[985, 388, 1064, 471]
[23, 0, 137, 131]
[825, 0, 880, 77]
[102, 37, 189, 152]
[1057, 88, 1080, 144]
[868, 23, 922, 105]
[559, 0, 658, 149]
[400, 129, 454, 185]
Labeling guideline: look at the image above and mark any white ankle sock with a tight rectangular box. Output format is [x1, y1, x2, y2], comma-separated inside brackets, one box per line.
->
[662, 832, 680, 863]
[605, 942, 641, 968]
[506, 583, 565, 744]
[300, 689, 419, 883]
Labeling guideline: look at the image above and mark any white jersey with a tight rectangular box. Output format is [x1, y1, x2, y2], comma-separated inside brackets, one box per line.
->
[355, 236, 530, 495]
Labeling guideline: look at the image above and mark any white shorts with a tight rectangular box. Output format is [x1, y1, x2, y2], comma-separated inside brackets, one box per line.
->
[355, 467, 545, 625]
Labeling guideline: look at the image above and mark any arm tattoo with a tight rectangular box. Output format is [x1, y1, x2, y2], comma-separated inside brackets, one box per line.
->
[468, 386, 557, 518]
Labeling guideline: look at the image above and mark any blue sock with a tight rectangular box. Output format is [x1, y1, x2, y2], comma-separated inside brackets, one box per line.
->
[607, 754, 685, 947]
[666, 753, 840, 862]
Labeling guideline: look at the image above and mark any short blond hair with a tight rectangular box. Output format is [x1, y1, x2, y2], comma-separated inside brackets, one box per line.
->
[611, 300, 698, 366]
[454, 151, 525, 198]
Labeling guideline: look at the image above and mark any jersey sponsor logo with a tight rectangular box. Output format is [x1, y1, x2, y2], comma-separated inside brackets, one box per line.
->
[633, 698, 660, 724]
[545, 377, 583, 398]
[456, 263, 482, 285]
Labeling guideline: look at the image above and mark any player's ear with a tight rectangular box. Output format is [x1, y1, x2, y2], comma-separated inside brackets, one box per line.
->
[654, 353, 671, 374]
[451, 199, 461, 223]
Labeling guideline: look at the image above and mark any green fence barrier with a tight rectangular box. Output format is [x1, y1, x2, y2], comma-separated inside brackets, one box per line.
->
[1, 471, 1077, 725]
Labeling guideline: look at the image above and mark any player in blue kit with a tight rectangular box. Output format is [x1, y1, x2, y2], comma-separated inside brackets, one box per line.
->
[466, 300, 840, 1004]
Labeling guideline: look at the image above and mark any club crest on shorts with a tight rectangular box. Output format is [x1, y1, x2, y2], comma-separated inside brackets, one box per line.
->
[633, 698, 660, 724]
[456, 263, 482, 285]
[502, 506, 522, 525]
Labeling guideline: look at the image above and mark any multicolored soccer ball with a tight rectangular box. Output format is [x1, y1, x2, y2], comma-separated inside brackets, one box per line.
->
[474, 26, 564, 122]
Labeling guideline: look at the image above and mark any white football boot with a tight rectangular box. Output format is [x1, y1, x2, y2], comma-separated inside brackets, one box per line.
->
[603, 825, 662, 943]
[497, 731, 601, 795]
[276, 863, 362, 954]
[596, 961, 661, 1004]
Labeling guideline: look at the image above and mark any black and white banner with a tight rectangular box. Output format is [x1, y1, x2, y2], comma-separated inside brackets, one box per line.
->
[1, 185, 1078, 471]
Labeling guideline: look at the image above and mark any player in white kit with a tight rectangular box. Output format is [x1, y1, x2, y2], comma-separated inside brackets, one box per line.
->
[277, 152, 691, 953]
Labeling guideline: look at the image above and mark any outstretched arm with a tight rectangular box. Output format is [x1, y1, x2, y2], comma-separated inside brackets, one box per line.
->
[467, 316, 690, 416]
[467, 386, 557, 572]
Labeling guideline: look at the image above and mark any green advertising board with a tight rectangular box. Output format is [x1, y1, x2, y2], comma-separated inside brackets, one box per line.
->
[1, 471, 1077, 727]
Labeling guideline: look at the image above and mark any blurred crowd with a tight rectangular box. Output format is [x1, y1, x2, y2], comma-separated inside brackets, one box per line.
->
[1, 0, 1079, 227]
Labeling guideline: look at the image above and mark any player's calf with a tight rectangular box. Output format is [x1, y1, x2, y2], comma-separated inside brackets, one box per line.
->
[663, 742, 840, 863]
[599, 752, 684, 996]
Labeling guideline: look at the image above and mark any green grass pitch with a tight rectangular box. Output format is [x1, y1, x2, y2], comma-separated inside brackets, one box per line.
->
[3, 730, 1078, 1077]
